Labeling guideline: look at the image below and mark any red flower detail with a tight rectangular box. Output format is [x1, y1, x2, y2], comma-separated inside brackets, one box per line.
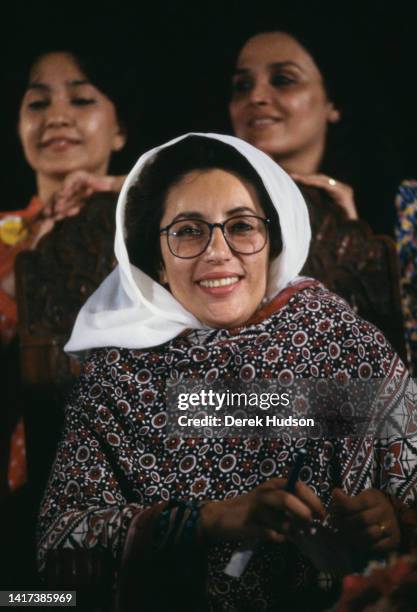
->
[265, 347, 281, 363]
[141, 390, 156, 405]
[318, 319, 332, 333]
[191, 477, 209, 494]
[380, 442, 405, 479]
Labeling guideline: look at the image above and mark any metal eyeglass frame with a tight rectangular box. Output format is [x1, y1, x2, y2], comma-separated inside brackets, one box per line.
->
[159, 215, 270, 259]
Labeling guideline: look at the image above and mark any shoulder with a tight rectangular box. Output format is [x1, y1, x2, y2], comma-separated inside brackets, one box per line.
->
[60, 346, 175, 441]
[290, 284, 389, 341]
[272, 282, 358, 322]
[78, 345, 166, 384]
[268, 284, 399, 377]
[0, 196, 42, 220]
[67, 346, 167, 413]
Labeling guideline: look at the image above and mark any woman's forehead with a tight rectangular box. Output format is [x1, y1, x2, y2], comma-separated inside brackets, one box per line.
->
[237, 32, 321, 76]
[162, 168, 264, 218]
[28, 52, 86, 86]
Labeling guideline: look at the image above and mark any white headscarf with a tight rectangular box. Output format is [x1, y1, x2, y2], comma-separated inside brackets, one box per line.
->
[65, 133, 311, 352]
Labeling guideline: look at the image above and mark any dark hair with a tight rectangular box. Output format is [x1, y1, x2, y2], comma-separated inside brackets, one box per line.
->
[22, 47, 138, 135]
[231, 20, 350, 111]
[28, 48, 125, 129]
[229, 22, 354, 180]
[125, 136, 282, 281]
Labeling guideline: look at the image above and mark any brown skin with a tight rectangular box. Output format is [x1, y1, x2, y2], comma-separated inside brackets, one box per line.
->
[54, 33, 358, 219]
[199, 485, 401, 556]
[53, 171, 125, 218]
[199, 478, 326, 544]
[332, 488, 401, 554]
[18, 52, 125, 207]
[0, 52, 126, 301]
[229, 32, 357, 220]
[15, 50, 126, 251]
[159, 169, 270, 329]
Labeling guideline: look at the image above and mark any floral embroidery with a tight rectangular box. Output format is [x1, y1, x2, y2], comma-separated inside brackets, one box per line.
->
[395, 180, 417, 375]
[37, 285, 417, 610]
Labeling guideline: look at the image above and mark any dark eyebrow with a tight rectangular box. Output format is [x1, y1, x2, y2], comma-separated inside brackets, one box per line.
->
[67, 79, 91, 87]
[232, 61, 301, 76]
[226, 206, 258, 216]
[269, 61, 301, 71]
[27, 83, 50, 92]
[26, 79, 92, 92]
[170, 206, 258, 223]
[170, 211, 205, 223]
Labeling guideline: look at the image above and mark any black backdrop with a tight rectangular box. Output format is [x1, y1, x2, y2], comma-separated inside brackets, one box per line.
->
[3, 0, 417, 234]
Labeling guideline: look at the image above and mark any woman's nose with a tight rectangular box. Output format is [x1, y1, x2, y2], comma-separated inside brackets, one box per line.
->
[45, 100, 74, 127]
[204, 227, 232, 261]
[248, 79, 272, 105]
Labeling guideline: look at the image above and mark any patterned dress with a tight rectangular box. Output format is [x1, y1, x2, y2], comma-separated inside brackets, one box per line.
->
[0, 196, 43, 496]
[395, 180, 417, 376]
[38, 280, 417, 611]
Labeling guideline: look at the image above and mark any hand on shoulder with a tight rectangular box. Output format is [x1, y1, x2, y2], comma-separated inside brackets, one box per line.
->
[50, 171, 126, 220]
[291, 172, 358, 220]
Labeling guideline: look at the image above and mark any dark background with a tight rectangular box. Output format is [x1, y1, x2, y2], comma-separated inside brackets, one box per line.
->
[3, 0, 417, 234]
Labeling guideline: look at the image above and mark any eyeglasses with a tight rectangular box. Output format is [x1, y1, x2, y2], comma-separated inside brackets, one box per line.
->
[159, 215, 270, 259]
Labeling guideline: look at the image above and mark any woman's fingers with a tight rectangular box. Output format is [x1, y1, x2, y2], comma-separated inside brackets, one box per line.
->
[201, 479, 326, 544]
[344, 506, 389, 544]
[262, 528, 287, 544]
[343, 505, 383, 529]
[257, 490, 312, 526]
[257, 481, 325, 532]
[333, 488, 389, 516]
[332, 488, 401, 552]
[52, 172, 116, 217]
[294, 481, 326, 519]
[45, 172, 125, 222]
[290, 172, 358, 220]
[267, 478, 325, 519]
[332, 487, 372, 515]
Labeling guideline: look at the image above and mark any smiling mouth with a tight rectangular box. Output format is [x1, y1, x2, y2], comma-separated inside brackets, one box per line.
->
[249, 117, 282, 128]
[39, 138, 81, 148]
[198, 276, 240, 288]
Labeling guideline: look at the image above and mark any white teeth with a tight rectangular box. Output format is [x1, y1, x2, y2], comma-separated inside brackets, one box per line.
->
[252, 118, 277, 126]
[199, 276, 239, 288]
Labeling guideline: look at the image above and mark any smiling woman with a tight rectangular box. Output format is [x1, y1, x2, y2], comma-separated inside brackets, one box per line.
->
[18, 52, 125, 204]
[159, 169, 270, 328]
[1, 49, 126, 347]
[0, 49, 126, 496]
[229, 30, 357, 221]
[226, 28, 408, 366]
[229, 31, 340, 175]
[122, 135, 285, 337]
[38, 134, 417, 611]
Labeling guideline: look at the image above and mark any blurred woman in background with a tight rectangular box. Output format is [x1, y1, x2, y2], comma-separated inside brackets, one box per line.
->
[0, 48, 126, 496]
[227, 28, 408, 367]
[228, 29, 357, 221]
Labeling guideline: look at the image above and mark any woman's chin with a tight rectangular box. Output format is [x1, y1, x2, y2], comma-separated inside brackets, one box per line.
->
[198, 304, 256, 329]
[241, 130, 286, 158]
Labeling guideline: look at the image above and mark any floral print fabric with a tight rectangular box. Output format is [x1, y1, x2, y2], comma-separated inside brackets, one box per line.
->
[38, 282, 417, 610]
[395, 180, 417, 375]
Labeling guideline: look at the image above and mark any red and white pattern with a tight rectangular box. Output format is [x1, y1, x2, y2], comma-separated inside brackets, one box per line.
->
[38, 282, 417, 610]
